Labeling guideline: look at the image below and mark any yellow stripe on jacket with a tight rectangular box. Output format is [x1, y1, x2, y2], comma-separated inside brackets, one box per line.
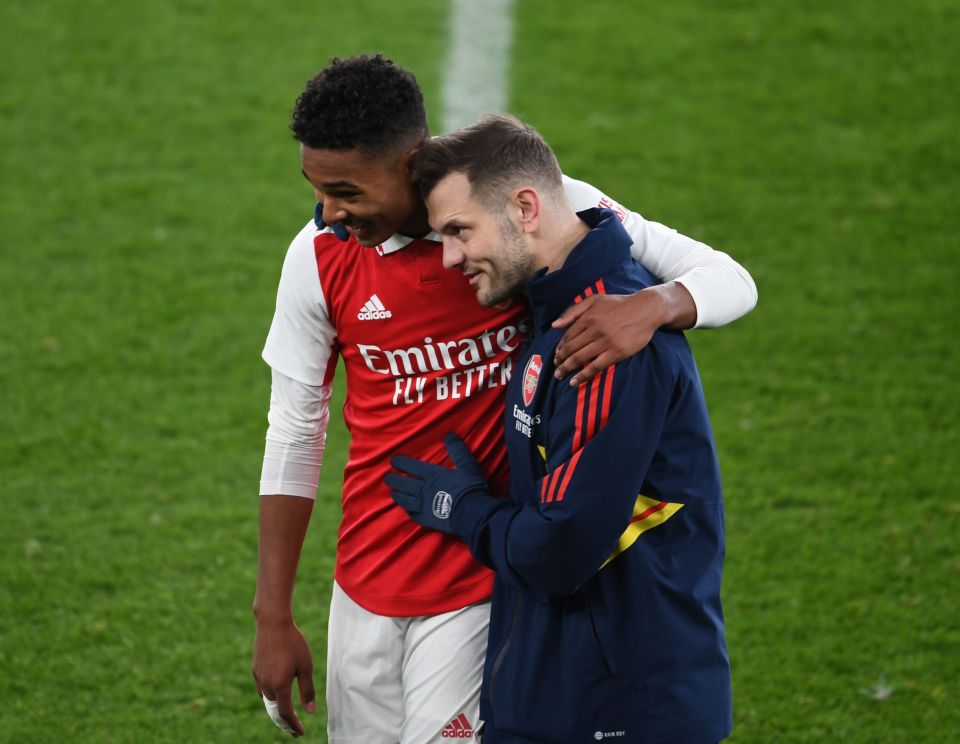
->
[600, 495, 684, 569]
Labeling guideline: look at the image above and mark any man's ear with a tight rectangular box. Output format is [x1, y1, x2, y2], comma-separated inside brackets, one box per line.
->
[403, 145, 422, 182]
[513, 187, 542, 233]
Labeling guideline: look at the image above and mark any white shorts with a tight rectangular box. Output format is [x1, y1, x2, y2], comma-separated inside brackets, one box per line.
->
[326, 581, 489, 743]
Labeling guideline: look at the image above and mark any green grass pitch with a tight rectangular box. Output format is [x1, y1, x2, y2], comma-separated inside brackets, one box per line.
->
[1, 0, 957, 741]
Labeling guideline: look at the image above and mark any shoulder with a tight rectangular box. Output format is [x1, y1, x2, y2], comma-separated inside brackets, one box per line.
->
[274, 218, 331, 319]
[560, 174, 629, 221]
[561, 174, 603, 210]
[601, 260, 660, 294]
[280, 218, 322, 273]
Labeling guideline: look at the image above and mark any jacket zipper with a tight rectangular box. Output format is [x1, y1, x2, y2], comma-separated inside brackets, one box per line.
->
[488, 591, 520, 707]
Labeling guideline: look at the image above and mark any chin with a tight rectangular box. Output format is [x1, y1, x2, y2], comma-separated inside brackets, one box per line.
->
[478, 289, 507, 307]
[355, 230, 387, 248]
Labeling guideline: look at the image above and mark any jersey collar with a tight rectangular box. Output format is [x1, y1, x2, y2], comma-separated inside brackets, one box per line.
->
[375, 230, 441, 256]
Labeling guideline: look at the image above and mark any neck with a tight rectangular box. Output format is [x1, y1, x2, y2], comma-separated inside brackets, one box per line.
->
[535, 207, 590, 273]
[398, 199, 432, 239]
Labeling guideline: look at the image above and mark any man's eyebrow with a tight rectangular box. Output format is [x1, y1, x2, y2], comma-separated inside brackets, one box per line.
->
[300, 170, 360, 191]
[322, 181, 361, 190]
[439, 218, 467, 233]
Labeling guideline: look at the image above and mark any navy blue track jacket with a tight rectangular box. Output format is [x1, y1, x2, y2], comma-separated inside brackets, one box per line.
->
[452, 209, 732, 743]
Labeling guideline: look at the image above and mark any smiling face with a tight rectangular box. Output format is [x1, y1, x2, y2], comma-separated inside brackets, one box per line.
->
[426, 171, 535, 306]
[301, 144, 429, 247]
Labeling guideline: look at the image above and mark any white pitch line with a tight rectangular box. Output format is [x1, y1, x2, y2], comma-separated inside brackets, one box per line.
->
[441, 0, 515, 133]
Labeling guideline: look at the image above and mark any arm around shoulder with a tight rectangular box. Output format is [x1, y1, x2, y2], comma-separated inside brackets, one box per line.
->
[561, 175, 758, 329]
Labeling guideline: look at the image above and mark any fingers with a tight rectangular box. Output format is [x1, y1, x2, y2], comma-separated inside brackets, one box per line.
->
[554, 317, 592, 360]
[386, 485, 420, 512]
[567, 351, 618, 386]
[273, 687, 304, 737]
[443, 433, 484, 478]
[554, 320, 599, 374]
[551, 295, 597, 329]
[384, 472, 423, 496]
[554, 336, 604, 381]
[390, 455, 437, 479]
[262, 691, 301, 737]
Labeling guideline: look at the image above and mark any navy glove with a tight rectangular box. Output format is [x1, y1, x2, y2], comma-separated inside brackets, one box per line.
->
[314, 201, 350, 241]
[385, 433, 489, 534]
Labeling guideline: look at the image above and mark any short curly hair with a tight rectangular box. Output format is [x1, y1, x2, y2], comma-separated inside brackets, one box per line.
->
[291, 54, 429, 153]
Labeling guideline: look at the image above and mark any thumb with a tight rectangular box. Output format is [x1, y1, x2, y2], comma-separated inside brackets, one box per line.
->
[444, 433, 484, 478]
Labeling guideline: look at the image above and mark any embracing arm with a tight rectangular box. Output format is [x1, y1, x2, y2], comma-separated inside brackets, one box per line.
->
[555, 176, 757, 383]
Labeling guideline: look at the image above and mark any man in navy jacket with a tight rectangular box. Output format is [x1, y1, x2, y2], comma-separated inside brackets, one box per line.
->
[386, 114, 733, 744]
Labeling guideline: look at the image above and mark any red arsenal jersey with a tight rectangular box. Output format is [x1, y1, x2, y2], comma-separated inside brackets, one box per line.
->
[267, 221, 528, 616]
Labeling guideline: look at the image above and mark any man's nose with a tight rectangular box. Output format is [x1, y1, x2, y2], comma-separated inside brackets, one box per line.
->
[321, 197, 348, 225]
[441, 238, 465, 270]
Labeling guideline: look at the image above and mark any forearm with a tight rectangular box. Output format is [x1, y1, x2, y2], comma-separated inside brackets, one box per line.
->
[625, 214, 756, 329]
[457, 489, 634, 597]
[670, 251, 757, 329]
[253, 495, 314, 622]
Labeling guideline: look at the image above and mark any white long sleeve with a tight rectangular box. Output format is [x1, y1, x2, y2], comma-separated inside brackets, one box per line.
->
[562, 176, 757, 327]
[259, 369, 332, 499]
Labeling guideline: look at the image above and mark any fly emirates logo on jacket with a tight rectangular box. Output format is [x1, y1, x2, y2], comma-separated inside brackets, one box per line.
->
[356, 319, 531, 406]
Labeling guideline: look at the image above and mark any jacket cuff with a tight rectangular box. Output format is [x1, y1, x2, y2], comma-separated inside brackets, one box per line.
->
[451, 487, 500, 540]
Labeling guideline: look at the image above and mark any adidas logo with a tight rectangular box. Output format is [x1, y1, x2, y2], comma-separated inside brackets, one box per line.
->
[441, 712, 474, 738]
[357, 294, 393, 321]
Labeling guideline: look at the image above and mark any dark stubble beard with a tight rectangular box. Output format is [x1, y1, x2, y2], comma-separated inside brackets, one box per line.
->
[478, 217, 535, 307]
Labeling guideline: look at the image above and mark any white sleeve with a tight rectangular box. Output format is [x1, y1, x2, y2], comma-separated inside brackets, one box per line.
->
[262, 219, 339, 385]
[259, 220, 338, 499]
[259, 369, 332, 499]
[561, 175, 758, 328]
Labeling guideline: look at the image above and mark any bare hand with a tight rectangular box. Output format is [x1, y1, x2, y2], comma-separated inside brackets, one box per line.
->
[553, 284, 695, 385]
[252, 619, 316, 737]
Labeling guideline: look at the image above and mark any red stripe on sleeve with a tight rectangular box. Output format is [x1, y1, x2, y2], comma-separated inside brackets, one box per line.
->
[546, 461, 567, 503]
[572, 381, 588, 452]
[595, 278, 606, 295]
[598, 366, 615, 430]
[554, 449, 584, 502]
[586, 374, 603, 440]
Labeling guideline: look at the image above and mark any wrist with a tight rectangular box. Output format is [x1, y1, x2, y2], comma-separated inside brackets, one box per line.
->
[645, 281, 696, 330]
[252, 599, 294, 624]
[451, 486, 496, 538]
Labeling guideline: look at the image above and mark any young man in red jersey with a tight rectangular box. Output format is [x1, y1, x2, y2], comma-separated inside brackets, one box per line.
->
[252, 54, 756, 741]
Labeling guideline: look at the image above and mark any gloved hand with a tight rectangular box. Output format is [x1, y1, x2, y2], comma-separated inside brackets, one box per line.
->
[385, 433, 490, 534]
[314, 201, 350, 241]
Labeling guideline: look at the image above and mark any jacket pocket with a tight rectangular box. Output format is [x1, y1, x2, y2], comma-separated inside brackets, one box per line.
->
[587, 589, 623, 678]
[487, 591, 520, 709]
